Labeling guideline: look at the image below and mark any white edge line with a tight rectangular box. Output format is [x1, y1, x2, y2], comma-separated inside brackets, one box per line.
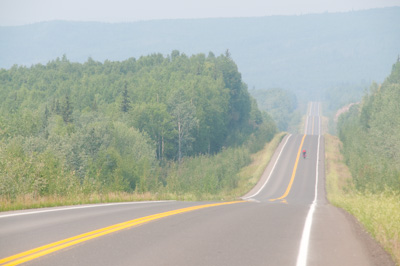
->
[318, 114, 321, 136]
[296, 133, 320, 266]
[242, 134, 292, 200]
[0, 201, 174, 219]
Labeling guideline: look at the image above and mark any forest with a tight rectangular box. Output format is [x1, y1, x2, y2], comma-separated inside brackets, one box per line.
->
[337, 60, 400, 193]
[0, 51, 277, 204]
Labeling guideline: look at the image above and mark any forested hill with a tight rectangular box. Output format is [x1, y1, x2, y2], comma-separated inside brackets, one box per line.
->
[1, 7, 400, 96]
[338, 60, 400, 192]
[0, 52, 277, 198]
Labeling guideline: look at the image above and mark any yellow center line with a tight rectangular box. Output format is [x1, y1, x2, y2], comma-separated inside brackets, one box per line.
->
[0, 201, 243, 266]
[270, 134, 306, 202]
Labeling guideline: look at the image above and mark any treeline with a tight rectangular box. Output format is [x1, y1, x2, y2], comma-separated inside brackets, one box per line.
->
[322, 83, 366, 114]
[337, 61, 400, 192]
[250, 88, 300, 132]
[0, 51, 277, 201]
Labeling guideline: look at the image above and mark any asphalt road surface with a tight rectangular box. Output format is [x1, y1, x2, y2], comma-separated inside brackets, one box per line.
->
[0, 102, 394, 266]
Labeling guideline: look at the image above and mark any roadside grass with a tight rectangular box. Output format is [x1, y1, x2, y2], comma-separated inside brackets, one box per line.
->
[163, 132, 286, 202]
[0, 133, 286, 212]
[325, 134, 400, 265]
[0, 192, 174, 212]
[321, 115, 329, 135]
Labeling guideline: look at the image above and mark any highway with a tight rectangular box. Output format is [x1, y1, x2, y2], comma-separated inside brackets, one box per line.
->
[304, 102, 321, 136]
[0, 102, 392, 266]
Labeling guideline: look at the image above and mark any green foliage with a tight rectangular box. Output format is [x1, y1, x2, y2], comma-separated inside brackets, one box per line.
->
[338, 61, 400, 192]
[325, 134, 400, 264]
[246, 112, 277, 154]
[120, 83, 131, 113]
[164, 123, 276, 197]
[0, 51, 277, 203]
[62, 95, 73, 123]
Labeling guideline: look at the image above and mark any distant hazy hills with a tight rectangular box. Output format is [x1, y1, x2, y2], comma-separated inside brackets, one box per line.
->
[1, 7, 399, 96]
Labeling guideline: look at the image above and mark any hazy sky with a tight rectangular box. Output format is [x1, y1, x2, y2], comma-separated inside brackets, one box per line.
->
[1, 0, 400, 26]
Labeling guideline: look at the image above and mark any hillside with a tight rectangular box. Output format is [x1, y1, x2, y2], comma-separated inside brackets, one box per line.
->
[1, 7, 399, 99]
[0, 52, 277, 201]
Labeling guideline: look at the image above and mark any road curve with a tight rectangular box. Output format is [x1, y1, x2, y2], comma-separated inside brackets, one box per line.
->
[0, 102, 394, 266]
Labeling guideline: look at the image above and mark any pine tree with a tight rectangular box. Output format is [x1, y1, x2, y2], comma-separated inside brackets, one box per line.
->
[62, 95, 73, 123]
[42, 105, 50, 139]
[121, 83, 131, 113]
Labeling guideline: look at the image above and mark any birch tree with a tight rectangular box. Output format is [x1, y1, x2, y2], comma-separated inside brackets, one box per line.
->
[169, 90, 199, 163]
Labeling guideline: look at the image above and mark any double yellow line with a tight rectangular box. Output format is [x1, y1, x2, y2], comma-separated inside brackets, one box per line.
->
[270, 134, 306, 202]
[0, 201, 242, 266]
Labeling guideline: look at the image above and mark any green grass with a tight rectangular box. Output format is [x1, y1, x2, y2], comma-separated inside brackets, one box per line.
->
[325, 134, 400, 265]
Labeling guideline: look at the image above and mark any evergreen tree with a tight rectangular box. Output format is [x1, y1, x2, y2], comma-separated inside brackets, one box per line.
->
[62, 95, 73, 123]
[42, 105, 50, 139]
[121, 83, 131, 113]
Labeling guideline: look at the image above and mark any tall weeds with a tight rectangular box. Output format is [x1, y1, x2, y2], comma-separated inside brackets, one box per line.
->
[325, 134, 400, 265]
